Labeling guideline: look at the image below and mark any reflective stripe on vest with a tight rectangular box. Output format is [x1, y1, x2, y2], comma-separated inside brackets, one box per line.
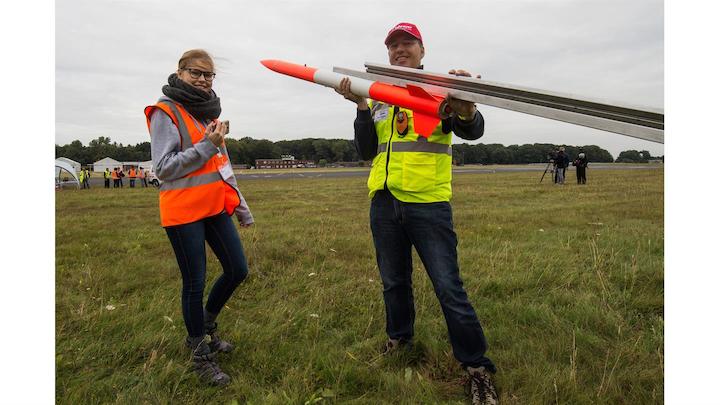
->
[160, 102, 193, 151]
[377, 140, 452, 155]
[144, 100, 240, 227]
[159, 171, 222, 191]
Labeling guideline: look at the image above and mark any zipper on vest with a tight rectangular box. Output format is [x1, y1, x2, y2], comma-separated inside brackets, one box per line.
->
[383, 106, 398, 191]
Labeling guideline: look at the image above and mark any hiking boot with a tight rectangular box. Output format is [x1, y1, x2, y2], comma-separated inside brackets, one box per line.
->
[380, 338, 412, 355]
[189, 340, 231, 386]
[466, 367, 498, 405]
[205, 321, 234, 353]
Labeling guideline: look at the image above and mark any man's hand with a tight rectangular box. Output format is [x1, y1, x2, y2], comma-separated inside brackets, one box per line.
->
[447, 69, 478, 120]
[335, 77, 369, 110]
[205, 120, 228, 147]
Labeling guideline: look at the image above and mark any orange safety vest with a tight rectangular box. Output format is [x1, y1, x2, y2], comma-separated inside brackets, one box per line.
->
[112, 171, 119, 179]
[139, 170, 145, 179]
[129, 168, 137, 178]
[144, 100, 240, 227]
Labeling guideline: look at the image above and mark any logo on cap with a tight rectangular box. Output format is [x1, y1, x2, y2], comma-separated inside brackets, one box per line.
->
[385, 22, 423, 45]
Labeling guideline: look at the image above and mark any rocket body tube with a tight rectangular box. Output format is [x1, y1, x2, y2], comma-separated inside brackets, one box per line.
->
[261, 59, 450, 137]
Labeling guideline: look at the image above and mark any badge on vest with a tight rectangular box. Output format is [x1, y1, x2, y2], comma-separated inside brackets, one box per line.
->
[219, 162, 234, 181]
[396, 111, 409, 137]
[372, 104, 389, 122]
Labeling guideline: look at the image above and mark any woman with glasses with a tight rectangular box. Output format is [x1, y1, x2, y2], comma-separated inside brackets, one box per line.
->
[144, 49, 254, 386]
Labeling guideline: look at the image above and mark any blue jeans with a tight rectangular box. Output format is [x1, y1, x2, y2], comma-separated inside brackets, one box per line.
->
[370, 190, 496, 371]
[164, 212, 249, 338]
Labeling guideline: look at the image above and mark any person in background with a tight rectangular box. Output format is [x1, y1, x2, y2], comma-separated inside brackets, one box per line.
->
[118, 167, 125, 188]
[555, 147, 569, 185]
[139, 168, 148, 187]
[573, 151, 588, 184]
[81, 168, 91, 189]
[112, 168, 120, 188]
[145, 49, 254, 386]
[78, 168, 86, 189]
[129, 166, 137, 188]
[336, 22, 498, 405]
[548, 148, 559, 184]
[104, 168, 111, 188]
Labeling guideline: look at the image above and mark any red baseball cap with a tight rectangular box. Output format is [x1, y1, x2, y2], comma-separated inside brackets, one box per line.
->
[384, 22, 423, 46]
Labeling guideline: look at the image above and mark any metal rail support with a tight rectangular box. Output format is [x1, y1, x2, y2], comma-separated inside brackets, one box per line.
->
[333, 63, 663, 144]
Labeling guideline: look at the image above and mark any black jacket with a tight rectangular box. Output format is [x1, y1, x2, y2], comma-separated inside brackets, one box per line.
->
[556, 152, 570, 168]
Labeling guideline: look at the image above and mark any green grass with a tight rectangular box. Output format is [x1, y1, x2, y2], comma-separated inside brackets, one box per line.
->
[56, 168, 663, 404]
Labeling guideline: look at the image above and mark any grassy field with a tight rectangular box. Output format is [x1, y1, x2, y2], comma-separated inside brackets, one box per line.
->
[56, 168, 663, 404]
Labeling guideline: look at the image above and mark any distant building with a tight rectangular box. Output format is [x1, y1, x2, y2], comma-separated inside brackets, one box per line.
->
[56, 157, 81, 173]
[255, 158, 316, 169]
[92, 157, 153, 172]
[137, 160, 153, 171]
[92, 157, 121, 173]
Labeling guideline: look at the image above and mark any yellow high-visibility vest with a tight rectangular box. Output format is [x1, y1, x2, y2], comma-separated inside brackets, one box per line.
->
[366, 101, 453, 203]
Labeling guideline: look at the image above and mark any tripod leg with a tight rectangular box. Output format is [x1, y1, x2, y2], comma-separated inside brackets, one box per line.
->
[539, 161, 552, 183]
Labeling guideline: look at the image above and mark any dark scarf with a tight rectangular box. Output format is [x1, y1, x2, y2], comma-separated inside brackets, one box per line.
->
[162, 73, 221, 121]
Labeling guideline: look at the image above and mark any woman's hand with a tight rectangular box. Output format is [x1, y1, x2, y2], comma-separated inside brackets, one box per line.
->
[205, 120, 228, 147]
[335, 77, 368, 110]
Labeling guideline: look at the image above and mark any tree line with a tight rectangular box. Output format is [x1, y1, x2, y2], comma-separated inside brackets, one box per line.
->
[56, 136, 662, 167]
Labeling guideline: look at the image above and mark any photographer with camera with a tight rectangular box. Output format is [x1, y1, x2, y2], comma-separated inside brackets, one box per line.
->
[555, 147, 569, 184]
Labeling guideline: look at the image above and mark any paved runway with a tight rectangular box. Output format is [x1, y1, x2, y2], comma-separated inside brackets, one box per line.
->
[75, 164, 662, 187]
[236, 164, 662, 181]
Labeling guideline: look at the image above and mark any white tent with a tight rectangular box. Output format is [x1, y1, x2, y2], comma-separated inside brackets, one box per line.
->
[55, 159, 79, 189]
[93, 157, 121, 173]
[138, 160, 153, 171]
[56, 157, 81, 172]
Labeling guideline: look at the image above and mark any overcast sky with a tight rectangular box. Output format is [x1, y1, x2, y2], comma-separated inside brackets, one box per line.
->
[55, 0, 664, 158]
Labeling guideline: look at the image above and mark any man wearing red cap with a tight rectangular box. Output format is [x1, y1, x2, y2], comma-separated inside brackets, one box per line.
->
[336, 22, 498, 405]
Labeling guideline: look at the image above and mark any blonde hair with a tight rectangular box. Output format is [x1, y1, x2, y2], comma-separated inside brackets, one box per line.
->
[178, 49, 215, 71]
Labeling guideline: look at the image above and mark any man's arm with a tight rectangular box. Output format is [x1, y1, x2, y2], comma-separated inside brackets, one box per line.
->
[353, 108, 379, 160]
[444, 70, 485, 141]
[449, 110, 485, 141]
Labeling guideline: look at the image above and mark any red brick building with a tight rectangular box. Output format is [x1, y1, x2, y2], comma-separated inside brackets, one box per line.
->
[255, 155, 315, 169]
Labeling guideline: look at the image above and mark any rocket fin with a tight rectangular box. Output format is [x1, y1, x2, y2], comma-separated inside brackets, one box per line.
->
[406, 84, 441, 101]
[412, 112, 441, 138]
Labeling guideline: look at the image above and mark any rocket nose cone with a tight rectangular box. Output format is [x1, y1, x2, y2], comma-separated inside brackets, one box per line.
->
[259, 60, 318, 82]
[260, 60, 277, 70]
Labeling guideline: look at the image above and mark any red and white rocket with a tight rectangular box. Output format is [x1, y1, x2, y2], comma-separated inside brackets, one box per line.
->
[261, 59, 452, 138]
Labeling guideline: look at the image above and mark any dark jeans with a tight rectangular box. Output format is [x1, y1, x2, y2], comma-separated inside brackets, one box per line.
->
[104, 179, 110, 188]
[370, 190, 496, 371]
[576, 167, 587, 184]
[165, 212, 249, 338]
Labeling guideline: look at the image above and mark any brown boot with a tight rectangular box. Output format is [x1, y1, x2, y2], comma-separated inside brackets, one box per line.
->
[187, 338, 231, 386]
[205, 322, 234, 353]
[466, 366, 498, 405]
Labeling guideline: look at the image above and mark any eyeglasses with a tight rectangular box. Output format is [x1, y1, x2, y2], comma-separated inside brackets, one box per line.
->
[181, 68, 216, 81]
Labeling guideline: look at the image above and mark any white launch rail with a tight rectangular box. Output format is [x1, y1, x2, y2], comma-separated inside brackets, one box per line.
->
[333, 63, 664, 144]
